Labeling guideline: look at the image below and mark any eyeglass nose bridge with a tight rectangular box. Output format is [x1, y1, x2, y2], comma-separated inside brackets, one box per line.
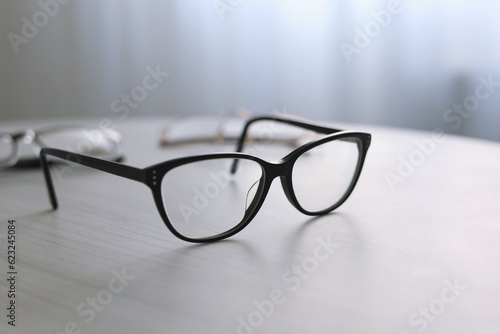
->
[15, 129, 43, 160]
[275, 161, 320, 216]
[23, 129, 36, 144]
[258, 159, 300, 213]
[279, 174, 298, 210]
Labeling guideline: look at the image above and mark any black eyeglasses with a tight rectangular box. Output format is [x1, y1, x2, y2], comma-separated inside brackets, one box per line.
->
[40, 116, 371, 243]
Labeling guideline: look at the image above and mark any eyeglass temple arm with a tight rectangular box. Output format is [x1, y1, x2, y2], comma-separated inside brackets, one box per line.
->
[40, 148, 146, 210]
[230, 116, 343, 174]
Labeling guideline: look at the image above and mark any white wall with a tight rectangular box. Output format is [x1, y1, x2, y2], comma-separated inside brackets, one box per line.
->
[1, 0, 500, 141]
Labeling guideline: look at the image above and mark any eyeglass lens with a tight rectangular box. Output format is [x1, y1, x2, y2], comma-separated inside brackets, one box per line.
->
[37, 128, 120, 159]
[0, 135, 14, 164]
[292, 137, 361, 213]
[159, 137, 362, 239]
[161, 158, 263, 239]
[0, 127, 122, 168]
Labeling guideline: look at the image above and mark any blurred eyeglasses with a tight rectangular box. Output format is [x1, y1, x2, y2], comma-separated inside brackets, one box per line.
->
[0, 125, 123, 169]
[160, 113, 316, 147]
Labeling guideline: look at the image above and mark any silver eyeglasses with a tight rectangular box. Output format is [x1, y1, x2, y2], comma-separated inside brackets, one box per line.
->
[0, 125, 123, 169]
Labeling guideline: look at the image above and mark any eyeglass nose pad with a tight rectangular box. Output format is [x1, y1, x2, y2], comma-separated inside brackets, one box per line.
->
[245, 179, 261, 210]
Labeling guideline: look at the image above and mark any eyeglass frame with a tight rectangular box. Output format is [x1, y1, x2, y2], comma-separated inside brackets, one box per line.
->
[40, 116, 371, 243]
[0, 125, 123, 168]
[159, 112, 310, 147]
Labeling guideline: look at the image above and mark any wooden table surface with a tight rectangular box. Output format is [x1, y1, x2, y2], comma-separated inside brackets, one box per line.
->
[1, 118, 499, 334]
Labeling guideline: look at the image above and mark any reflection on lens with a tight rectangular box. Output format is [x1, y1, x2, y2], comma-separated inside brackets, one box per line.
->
[38, 127, 121, 159]
[0, 134, 14, 166]
[161, 158, 263, 239]
[292, 137, 360, 213]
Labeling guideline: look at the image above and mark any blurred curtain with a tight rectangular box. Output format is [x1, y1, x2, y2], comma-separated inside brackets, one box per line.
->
[1, 0, 500, 141]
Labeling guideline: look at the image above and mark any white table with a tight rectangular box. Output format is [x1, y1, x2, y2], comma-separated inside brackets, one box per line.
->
[1, 118, 499, 334]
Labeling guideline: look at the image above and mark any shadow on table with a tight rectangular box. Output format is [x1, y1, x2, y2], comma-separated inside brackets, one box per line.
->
[140, 211, 365, 283]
